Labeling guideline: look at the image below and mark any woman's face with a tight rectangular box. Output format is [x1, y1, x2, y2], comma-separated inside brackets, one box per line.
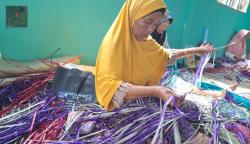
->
[157, 20, 171, 33]
[132, 11, 163, 41]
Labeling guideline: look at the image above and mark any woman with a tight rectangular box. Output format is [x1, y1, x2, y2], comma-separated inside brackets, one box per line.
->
[151, 13, 173, 48]
[95, 0, 214, 111]
[225, 29, 250, 61]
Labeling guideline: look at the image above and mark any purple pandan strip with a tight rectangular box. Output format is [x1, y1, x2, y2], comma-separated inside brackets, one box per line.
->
[192, 53, 210, 85]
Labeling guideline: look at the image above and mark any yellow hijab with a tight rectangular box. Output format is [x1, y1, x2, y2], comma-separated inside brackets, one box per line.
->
[95, 0, 169, 110]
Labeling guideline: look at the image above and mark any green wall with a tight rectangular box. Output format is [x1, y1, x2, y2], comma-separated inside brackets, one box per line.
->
[0, 0, 124, 65]
[0, 0, 249, 65]
[248, 12, 250, 53]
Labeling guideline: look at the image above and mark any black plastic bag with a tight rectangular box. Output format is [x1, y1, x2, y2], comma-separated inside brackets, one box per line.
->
[52, 66, 97, 108]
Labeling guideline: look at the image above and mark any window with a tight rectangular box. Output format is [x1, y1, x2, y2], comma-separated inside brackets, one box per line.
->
[217, 0, 249, 13]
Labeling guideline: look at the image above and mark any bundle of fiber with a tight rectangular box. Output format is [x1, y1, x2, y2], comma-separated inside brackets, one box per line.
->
[0, 70, 249, 143]
[0, 72, 55, 117]
[0, 56, 80, 78]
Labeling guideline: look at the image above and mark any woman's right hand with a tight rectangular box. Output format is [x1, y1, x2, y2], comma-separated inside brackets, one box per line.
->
[155, 86, 184, 106]
[197, 43, 215, 56]
[168, 52, 178, 66]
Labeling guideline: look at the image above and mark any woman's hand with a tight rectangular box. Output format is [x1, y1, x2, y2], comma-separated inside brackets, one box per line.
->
[168, 52, 178, 66]
[155, 86, 184, 106]
[196, 43, 215, 56]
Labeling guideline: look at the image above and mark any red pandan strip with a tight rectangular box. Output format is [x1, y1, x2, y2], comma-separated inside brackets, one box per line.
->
[0, 73, 54, 116]
[32, 118, 65, 141]
[24, 117, 66, 144]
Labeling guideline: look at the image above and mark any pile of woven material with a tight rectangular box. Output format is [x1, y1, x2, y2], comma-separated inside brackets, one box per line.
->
[216, 58, 250, 83]
[0, 68, 249, 144]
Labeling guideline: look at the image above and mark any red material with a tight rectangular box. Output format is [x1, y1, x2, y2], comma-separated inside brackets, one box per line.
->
[30, 117, 65, 141]
[61, 56, 81, 66]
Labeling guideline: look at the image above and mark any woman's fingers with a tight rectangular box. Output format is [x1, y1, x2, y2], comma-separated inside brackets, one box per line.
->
[201, 43, 215, 53]
[168, 52, 177, 66]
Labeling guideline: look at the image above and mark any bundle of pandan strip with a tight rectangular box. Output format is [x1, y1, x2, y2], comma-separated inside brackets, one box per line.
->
[0, 82, 248, 143]
[160, 53, 250, 143]
[0, 56, 249, 143]
[0, 75, 205, 144]
[31, 98, 247, 144]
[224, 67, 250, 83]
[0, 71, 56, 117]
[26, 98, 202, 144]
[50, 53, 249, 144]
[0, 58, 82, 143]
[0, 56, 81, 115]
[0, 72, 52, 111]
[0, 93, 67, 144]
[0, 71, 66, 143]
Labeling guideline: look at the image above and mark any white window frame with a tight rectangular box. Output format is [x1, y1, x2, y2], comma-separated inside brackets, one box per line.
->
[217, 0, 249, 13]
